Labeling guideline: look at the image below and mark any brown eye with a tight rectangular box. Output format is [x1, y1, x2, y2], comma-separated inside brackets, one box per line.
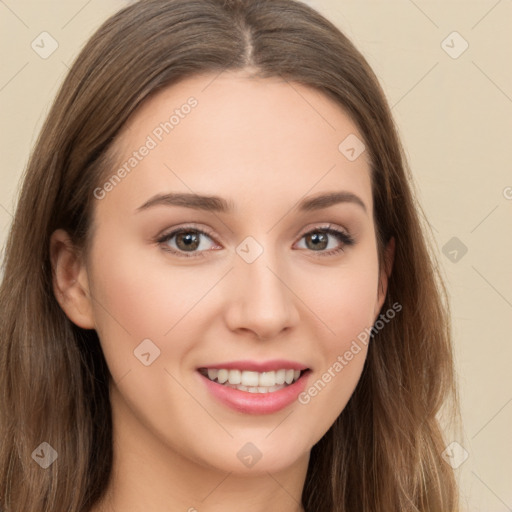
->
[175, 231, 201, 251]
[157, 227, 219, 258]
[296, 227, 355, 256]
[304, 231, 329, 250]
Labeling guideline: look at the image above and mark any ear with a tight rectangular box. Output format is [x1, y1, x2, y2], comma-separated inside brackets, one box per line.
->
[374, 236, 395, 316]
[49, 229, 96, 329]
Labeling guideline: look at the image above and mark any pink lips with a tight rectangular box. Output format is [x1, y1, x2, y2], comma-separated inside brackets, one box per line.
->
[196, 361, 311, 415]
[198, 359, 309, 372]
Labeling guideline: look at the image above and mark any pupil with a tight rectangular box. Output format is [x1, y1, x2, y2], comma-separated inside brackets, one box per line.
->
[307, 232, 327, 250]
[177, 232, 199, 251]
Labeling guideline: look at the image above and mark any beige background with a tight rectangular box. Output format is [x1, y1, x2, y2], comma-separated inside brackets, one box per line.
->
[1, 1, 511, 510]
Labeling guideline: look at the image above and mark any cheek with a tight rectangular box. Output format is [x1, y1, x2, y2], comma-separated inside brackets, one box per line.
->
[292, 259, 378, 426]
[314, 271, 375, 376]
[89, 236, 210, 338]
[88, 234, 238, 391]
[87, 237, 207, 382]
[294, 258, 379, 346]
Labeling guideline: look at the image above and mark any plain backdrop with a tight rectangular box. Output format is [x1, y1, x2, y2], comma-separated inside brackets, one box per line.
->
[1, 1, 511, 510]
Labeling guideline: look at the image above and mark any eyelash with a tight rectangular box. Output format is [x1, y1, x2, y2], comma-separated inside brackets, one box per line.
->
[156, 223, 355, 259]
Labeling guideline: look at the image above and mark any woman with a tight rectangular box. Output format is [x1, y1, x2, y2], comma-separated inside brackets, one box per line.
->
[0, 0, 461, 510]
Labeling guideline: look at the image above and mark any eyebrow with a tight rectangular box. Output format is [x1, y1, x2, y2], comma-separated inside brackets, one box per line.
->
[135, 190, 367, 214]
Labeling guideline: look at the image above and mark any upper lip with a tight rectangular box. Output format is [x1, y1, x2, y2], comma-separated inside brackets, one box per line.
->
[197, 359, 310, 372]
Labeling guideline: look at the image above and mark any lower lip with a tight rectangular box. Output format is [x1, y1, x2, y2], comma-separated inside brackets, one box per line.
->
[198, 370, 311, 415]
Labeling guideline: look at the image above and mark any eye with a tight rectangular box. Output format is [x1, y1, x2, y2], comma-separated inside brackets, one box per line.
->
[295, 225, 355, 256]
[156, 223, 355, 259]
[157, 226, 220, 258]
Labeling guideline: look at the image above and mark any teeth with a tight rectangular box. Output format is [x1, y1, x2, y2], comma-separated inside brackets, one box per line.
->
[222, 383, 288, 393]
[228, 369, 241, 385]
[275, 369, 286, 385]
[259, 371, 275, 387]
[241, 371, 259, 387]
[217, 369, 229, 383]
[202, 368, 304, 390]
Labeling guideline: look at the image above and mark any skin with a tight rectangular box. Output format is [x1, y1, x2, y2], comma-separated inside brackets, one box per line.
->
[50, 69, 394, 512]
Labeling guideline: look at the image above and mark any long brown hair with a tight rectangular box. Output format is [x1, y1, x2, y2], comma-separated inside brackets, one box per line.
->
[0, 0, 461, 510]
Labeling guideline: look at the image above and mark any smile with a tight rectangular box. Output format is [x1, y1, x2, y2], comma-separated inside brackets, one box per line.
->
[198, 368, 304, 393]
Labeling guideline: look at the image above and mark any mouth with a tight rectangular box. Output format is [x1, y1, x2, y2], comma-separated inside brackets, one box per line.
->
[196, 362, 312, 414]
[197, 367, 310, 394]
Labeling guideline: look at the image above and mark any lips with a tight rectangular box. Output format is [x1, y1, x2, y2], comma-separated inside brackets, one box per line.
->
[197, 359, 309, 372]
[196, 361, 312, 414]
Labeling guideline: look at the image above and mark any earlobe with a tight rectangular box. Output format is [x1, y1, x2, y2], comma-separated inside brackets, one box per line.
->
[49, 229, 96, 329]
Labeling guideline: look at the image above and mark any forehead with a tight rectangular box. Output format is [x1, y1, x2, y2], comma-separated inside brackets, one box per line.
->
[98, 70, 373, 219]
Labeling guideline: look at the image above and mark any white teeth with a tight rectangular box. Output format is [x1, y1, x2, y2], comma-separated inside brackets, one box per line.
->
[201, 367, 304, 390]
[217, 369, 229, 384]
[275, 369, 286, 385]
[228, 369, 241, 385]
[258, 371, 275, 387]
[241, 371, 259, 387]
[221, 383, 287, 393]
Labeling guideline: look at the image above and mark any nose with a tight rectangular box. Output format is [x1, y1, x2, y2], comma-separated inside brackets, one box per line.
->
[223, 248, 300, 340]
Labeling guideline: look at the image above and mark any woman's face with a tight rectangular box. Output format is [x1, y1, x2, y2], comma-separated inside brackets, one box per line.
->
[57, 70, 392, 476]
